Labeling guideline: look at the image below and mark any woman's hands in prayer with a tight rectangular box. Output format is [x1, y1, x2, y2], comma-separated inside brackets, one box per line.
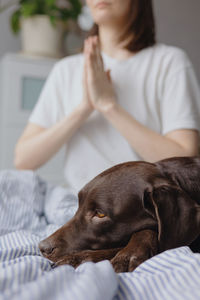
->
[82, 39, 94, 113]
[83, 35, 117, 113]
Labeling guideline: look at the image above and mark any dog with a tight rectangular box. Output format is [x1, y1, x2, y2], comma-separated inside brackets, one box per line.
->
[39, 156, 200, 273]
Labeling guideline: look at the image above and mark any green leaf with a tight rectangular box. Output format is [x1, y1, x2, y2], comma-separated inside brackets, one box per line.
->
[46, 0, 56, 6]
[3, 0, 83, 32]
[10, 9, 21, 34]
[49, 15, 56, 26]
[21, 3, 38, 16]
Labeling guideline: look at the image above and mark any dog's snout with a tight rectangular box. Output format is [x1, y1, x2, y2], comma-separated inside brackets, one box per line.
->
[39, 240, 55, 256]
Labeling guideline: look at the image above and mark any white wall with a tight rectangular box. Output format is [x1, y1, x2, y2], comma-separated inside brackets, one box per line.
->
[0, 0, 200, 82]
[154, 0, 200, 82]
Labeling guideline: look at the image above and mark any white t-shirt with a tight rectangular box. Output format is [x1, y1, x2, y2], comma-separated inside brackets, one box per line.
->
[29, 43, 200, 192]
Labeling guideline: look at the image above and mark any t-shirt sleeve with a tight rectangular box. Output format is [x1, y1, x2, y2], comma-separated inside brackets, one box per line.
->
[29, 62, 64, 128]
[160, 50, 200, 135]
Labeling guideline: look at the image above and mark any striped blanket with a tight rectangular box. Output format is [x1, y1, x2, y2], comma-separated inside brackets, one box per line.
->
[0, 170, 200, 300]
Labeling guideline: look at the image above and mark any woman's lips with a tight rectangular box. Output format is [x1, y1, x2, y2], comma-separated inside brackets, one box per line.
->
[95, 2, 109, 9]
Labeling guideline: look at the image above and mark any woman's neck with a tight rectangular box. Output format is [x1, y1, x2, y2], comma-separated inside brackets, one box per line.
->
[99, 25, 134, 60]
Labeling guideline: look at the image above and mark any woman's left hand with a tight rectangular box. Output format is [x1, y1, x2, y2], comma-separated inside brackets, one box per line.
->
[84, 35, 117, 112]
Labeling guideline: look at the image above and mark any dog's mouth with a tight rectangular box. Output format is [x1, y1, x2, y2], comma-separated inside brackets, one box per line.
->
[39, 246, 67, 262]
[40, 247, 55, 259]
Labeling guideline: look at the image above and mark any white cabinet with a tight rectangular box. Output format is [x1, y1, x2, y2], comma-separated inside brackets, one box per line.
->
[0, 53, 65, 184]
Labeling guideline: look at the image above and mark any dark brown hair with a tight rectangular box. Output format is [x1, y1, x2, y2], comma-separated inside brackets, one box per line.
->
[86, 0, 156, 53]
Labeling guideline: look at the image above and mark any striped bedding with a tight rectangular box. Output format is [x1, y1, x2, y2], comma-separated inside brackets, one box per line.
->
[0, 170, 200, 300]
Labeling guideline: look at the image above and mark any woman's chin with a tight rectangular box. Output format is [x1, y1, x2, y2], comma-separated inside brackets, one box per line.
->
[93, 11, 115, 25]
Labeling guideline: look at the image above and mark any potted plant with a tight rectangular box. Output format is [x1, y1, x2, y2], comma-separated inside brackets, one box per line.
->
[0, 0, 82, 58]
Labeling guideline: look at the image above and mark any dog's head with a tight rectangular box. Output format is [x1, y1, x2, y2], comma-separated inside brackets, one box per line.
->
[39, 158, 200, 263]
[39, 162, 158, 262]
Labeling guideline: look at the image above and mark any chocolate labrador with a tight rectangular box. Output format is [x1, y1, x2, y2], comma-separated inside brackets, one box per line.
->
[39, 156, 200, 272]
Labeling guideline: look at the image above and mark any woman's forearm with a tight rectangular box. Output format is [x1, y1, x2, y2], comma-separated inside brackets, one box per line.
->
[102, 103, 198, 162]
[15, 102, 92, 170]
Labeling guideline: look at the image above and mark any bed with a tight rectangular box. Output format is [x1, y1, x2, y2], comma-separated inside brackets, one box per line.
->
[0, 170, 200, 300]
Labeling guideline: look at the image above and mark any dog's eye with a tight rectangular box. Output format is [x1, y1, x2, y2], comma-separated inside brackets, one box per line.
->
[92, 210, 111, 224]
[95, 211, 106, 218]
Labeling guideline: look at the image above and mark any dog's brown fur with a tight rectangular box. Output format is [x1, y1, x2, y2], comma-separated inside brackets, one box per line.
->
[39, 156, 200, 272]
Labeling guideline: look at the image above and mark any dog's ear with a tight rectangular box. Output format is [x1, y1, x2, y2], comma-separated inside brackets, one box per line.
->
[143, 184, 200, 252]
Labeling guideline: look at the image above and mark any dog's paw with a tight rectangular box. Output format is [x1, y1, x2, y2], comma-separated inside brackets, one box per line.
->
[52, 250, 95, 269]
[110, 250, 143, 273]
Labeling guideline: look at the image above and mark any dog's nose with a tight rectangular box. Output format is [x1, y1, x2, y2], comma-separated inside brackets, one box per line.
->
[39, 240, 55, 255]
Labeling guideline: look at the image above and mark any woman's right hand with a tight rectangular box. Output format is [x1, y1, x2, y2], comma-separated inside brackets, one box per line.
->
[82, 39, 94, 113]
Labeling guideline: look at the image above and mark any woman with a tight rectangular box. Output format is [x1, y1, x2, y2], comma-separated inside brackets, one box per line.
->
[14, 0, 200, 192]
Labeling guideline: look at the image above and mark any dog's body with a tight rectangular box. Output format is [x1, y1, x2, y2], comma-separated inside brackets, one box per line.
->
[39, 156, 200, 272]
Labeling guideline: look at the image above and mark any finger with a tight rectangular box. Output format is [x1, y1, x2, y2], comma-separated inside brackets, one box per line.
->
[83, 41, 88, 72]
[88, 38, 95, 62]
[83, 39, 87, 53]
[83, 43, 90, 89]
[88, 37, 98, 72]
[86, 46, 95, 81]
[93, 36, 100, 59]
[92, 38, 99, 71]
[84, 39, 90, 59]
[92, 36, 101, 71]
[83, 57, 87, 84]
[90, 36, 97, 58]
[89, 36, 95, 55]
[85, 38, 92, 62]
[95, 37, 104, 71]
